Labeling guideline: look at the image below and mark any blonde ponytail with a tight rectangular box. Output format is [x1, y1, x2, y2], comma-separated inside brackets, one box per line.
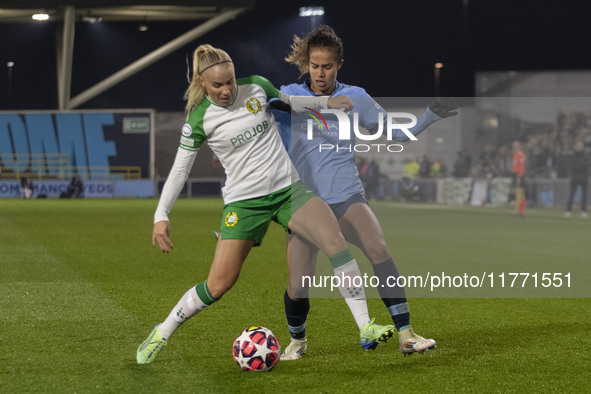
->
[184, 44, 233, 115]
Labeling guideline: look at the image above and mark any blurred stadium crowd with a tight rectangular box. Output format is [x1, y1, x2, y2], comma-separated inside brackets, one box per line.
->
[402, 109, 591, 182]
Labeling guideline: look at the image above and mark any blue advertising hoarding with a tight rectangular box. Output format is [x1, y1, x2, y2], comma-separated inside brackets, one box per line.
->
[0, 109, 154, 180]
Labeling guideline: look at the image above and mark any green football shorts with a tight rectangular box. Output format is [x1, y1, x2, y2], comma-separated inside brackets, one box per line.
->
[219, 181, 315, 246]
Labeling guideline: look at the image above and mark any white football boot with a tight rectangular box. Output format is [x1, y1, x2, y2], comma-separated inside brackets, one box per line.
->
[398, 327, 436, 356]
[280, 337, 308, 361]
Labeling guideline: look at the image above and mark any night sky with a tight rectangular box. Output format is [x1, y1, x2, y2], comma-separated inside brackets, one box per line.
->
[1, 0, 591, 111]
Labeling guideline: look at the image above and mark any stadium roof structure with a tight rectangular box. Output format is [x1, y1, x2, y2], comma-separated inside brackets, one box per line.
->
[0, 0, 255, 109]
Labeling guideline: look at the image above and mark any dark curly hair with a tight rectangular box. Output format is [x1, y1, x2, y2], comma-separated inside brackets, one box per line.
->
[285, 25, 344, 77]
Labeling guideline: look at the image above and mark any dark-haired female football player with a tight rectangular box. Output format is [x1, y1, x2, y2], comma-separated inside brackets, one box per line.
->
[275, 25, 457, 360]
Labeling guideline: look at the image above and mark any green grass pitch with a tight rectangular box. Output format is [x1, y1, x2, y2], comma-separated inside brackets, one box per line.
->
[1, 198, 589, 393]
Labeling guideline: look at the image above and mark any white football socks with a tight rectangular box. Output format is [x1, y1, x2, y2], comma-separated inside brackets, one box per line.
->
[158, 286, 208, 339]
[333, 259, 370, 331]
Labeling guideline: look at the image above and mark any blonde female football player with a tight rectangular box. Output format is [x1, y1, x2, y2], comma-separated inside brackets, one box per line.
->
[137, 44, 394, 364]
[275, 26, 457, 360]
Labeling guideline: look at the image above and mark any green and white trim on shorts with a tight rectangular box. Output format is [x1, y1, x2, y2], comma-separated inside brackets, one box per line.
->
[219, 181, 315, 246]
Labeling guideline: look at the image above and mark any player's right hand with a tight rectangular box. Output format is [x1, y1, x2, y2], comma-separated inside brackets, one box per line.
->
[153, 220, 173, 253]
[327, 95, 354, 111]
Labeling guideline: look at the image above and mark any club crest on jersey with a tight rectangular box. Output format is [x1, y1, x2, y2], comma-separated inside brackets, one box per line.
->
[225, 211, 238, 227]
[246, 97, 262, 114]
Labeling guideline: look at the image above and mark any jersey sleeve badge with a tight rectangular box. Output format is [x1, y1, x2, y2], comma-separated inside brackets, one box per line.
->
[182, 123, 193, 136]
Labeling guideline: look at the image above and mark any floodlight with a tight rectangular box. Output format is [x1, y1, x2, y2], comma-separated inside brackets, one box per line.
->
[299, 7, 325, 17]
[32, 13, 50, 21]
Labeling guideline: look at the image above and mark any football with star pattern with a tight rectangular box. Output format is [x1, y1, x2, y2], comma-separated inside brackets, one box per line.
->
[232, 326, 281, 372]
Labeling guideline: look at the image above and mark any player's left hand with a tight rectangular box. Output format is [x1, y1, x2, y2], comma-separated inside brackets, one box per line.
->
[429, 98, 458, 118]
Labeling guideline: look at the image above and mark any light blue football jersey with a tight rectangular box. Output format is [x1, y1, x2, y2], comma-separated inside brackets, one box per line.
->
[274, 81, 440, 204]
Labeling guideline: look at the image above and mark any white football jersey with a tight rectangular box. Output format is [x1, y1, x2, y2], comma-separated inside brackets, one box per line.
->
[180, 75, 299, 203]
